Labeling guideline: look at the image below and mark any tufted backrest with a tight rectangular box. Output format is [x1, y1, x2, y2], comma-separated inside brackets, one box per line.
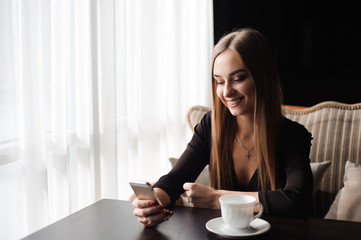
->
[283, 101, 361, 217]
[187, 102, 361, 217]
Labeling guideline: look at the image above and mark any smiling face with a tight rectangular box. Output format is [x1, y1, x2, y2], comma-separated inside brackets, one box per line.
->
[213, 49, 255, 117]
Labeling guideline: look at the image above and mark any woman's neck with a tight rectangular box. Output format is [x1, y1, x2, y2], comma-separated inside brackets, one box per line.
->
[236, 114, 254, 139]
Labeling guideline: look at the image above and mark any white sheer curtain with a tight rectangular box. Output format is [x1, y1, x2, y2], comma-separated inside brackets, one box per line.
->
[0, 0, 213, 239]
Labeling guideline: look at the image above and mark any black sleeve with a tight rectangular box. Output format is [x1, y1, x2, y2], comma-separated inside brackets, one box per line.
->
[259, 119, 313, 217]
[153, 112, 212, 206]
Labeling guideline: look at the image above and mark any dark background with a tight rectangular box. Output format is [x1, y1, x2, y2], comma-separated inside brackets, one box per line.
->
[213, 0, 361, 106]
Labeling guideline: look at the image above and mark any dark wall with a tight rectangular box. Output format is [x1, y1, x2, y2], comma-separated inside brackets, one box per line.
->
[214, 0, 361, 106]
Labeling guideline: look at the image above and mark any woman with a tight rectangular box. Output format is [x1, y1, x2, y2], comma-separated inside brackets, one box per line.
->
[132, 28, 313, 227]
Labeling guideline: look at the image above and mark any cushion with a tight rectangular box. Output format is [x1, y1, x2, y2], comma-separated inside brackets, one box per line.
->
[325, 161, 361, 222]
[310, 161, 331, 193]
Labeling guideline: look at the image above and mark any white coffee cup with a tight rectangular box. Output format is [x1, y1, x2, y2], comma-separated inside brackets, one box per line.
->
[219, 194, 264, 229]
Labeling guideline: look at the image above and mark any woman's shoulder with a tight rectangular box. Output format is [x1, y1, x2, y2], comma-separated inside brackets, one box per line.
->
[193, 110, 212, 138]
[188, 110, 212, 150]
[280, 117, 312, 142]
[196, 111, 212, 129]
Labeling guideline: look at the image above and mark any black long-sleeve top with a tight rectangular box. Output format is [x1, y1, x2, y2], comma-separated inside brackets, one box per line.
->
[154, 112, 313, 217]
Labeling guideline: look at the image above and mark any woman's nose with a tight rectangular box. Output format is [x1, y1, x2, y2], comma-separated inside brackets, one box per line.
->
[223, 81, 234, 97]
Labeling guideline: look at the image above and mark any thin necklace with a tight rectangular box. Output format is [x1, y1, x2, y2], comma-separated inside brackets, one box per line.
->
[236, 135, 254, 160]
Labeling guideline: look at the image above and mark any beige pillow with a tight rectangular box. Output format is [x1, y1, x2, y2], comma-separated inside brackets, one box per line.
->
[325, 161, 361, 222]
[310, 161, 331, 192]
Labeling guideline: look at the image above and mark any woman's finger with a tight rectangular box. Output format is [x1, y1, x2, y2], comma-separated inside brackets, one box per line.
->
[133, 204, 165, 217]
[183, 182, 195, 191]
[132, 198, 157, 208]
[141, 210, 174, 227]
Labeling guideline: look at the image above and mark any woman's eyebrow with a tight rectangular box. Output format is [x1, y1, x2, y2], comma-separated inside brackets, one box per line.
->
[213, 69, 247, 78]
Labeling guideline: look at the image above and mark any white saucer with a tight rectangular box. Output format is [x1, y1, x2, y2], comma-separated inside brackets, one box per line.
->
[206, 217, 270, 238]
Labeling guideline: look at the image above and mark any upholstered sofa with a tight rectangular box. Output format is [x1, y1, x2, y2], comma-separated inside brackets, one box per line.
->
[178, 101, 361, 221]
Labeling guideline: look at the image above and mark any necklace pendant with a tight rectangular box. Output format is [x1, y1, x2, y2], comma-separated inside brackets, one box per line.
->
[236, 134, 253, 160]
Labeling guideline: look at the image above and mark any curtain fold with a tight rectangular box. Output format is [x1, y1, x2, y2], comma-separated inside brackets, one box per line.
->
[0, 0, 213, 239]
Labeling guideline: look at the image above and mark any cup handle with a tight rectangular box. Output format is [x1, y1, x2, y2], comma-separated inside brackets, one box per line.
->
[252, 202, 264, 220]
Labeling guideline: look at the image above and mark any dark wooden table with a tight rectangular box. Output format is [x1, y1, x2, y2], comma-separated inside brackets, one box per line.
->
[22, 199, 361, 240]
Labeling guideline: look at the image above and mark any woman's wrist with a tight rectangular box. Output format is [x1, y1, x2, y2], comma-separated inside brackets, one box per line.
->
[153, 187, 171, 206]
[213, 189, 226, 209]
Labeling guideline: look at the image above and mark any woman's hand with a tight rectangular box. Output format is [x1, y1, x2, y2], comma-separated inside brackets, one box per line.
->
[132, 198, 173, 227]
[183, 183, 221, 209]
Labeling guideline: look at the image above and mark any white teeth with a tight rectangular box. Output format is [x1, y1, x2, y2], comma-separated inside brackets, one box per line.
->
[228, 99, 241, 104]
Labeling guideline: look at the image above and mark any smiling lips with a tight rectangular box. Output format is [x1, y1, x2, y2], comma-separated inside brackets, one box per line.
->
[226, 97, 244, 106]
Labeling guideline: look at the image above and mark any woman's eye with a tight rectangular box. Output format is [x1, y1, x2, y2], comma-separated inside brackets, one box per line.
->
[234, 75, 248, 82]
[215, 80, 224, 85]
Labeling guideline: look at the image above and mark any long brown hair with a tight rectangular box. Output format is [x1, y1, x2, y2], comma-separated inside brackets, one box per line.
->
[210, 28, 283, 191]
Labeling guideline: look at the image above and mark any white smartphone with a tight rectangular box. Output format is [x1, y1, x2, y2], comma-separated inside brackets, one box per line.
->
[129, 181, 159, 202]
